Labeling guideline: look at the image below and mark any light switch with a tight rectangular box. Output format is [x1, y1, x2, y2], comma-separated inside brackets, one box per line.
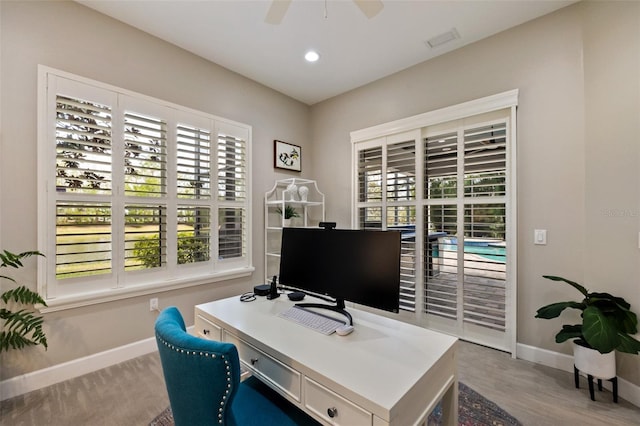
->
[534, 229, 547, 245]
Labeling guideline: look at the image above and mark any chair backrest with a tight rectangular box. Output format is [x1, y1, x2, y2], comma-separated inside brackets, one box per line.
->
[155, 306, 241, 426]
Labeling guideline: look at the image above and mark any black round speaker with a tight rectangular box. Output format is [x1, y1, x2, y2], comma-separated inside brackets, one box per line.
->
[287, 291, 306, 301]
[253, 284, 271, 296]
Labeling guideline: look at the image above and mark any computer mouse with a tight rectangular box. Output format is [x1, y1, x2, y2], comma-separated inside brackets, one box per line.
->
[335, 325, 354, 336]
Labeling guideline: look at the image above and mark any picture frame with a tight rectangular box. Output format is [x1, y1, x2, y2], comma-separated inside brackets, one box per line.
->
[274, 140, 301, 172]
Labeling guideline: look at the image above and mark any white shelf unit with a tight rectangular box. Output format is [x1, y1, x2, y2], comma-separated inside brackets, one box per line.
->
[264, 178, 325, 281]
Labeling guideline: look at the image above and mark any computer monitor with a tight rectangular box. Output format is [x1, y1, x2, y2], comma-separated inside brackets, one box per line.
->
[278, 227, 401, 315]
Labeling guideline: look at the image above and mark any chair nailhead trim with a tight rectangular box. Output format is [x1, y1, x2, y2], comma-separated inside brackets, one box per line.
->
[156, 333, 233, 424]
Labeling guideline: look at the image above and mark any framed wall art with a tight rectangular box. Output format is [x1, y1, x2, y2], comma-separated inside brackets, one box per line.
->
[274, 140, 301, 172]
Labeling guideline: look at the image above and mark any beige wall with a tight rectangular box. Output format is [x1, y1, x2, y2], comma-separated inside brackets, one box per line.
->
[310, 1, 639, 385]
[582, 0, 640, 385]
[2, 0, 639, 388]
[0, 1, 311, 380]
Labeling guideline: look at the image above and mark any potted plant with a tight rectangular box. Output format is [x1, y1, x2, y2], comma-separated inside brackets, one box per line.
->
[535, 275, 640, 383]
[276, 205, 300, 227]
[0, 250, 48, 352]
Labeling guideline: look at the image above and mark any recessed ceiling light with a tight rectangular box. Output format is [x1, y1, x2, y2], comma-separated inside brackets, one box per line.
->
[305, 50, 320, 62]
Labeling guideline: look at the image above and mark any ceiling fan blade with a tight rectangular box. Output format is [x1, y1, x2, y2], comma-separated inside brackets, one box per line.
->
[265, 0, 292, 25]
[353, 0, 384, 19]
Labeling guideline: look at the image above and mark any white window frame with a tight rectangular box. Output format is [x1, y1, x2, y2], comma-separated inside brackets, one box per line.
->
[37, 66, 253, 312]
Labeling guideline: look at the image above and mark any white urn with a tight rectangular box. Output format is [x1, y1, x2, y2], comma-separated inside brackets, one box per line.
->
[298, 185, 309, 202]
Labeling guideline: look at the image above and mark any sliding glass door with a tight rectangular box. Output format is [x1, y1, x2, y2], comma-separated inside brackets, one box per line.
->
[352, 95, 517, 353]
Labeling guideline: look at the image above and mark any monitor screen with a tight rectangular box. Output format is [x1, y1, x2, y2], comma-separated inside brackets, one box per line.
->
[278, 227, 401, 313]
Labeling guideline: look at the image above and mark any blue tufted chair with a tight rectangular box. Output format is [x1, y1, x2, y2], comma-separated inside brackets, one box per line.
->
[155, 306, 320, 426]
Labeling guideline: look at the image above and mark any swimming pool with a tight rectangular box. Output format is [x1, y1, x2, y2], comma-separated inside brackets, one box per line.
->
[440, 239, 506, 262]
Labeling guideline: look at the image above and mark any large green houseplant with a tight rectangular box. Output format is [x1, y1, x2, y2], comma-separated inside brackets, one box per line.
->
[0, 250, 48, 352]
[535, 275, 640, 355]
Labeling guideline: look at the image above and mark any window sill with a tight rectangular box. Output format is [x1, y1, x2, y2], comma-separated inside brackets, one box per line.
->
[37, 266, 255, 313]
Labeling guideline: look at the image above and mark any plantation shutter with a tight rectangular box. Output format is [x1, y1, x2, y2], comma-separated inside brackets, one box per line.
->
[386, 140, 416, 312]
[424, 131, 459, 320]
[217, 131, 248, 260]
[124, 204, 167, 270]
[357, 146, 383, 231]
[55, 94, 114, 279]
[462, 123, 507, 331]
[424, 132, 457, 199]
[463, 123, 506, 197]
[177, 124, 211, 199]
[41, 68, 253, 307]
[176, 123, 212, 264]
[352, 91, 517, 353]
[122, 107, 168, 271]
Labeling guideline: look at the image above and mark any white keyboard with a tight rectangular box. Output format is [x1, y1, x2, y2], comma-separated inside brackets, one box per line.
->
[278, 306, 343, 335]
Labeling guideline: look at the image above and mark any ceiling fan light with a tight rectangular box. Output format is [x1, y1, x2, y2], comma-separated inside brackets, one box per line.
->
[305, 51, 320, 62]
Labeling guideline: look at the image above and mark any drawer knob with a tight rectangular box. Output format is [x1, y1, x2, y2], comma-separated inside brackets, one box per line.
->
[203, 329, 210, 335]
[327, 407, 338, 418]
[250, 358, 259, 365]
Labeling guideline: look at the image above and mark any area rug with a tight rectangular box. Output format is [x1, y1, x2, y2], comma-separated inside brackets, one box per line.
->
[150, 382, 521, 426]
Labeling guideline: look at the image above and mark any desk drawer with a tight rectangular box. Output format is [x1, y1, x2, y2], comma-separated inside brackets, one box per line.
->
[304, 377, 372, 425]
[194, 314, 222, 340]
[223, 331, 302, 402]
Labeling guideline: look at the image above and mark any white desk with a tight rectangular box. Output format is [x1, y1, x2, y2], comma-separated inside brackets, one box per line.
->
[195, 295, 458, 426]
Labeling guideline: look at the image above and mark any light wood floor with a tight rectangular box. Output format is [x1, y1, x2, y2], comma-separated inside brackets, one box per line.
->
[1, 341, 638, 425]
[457, 342, 639, 426]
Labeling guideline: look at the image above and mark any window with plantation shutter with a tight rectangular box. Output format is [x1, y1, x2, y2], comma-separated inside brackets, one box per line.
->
[177, 206, 211, 264]
[217, 134, 247, 202]
[424, 132, 457, 199]
[177, 124, 211, 199]
[386, 140, 417, 311]
[124, 204, 167, 270]
[352, 90, 517, 354]
[386, 140, 415, 202]
[217, 132, 247, 260]
[56, 95, 112, 194]
[56, 201, 112, 279]
[464, 123, 506, 197]
[358, 147, 382, 203]
[39, 67, 252, 310]
[55, 93, 114, 281]
[124, 112, 167, 197]
[176, 123, 212, 266]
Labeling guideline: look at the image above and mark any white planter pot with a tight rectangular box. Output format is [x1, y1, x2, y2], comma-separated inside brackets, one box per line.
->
[573, 341, 616, 379]
[283, 218, 292, 227]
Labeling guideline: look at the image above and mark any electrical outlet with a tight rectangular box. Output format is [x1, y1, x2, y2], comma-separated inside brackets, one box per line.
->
[150, 298, 159, 312]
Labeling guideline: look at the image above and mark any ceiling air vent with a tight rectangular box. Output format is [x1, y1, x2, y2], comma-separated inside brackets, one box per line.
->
[425, 28, 460, 48]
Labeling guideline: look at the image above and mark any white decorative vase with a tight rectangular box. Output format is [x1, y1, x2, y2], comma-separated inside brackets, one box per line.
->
[573, 341, 616, 379]
[283, 218, 292, 227]
[298, 185, 309, 202]
[286, 183, 298, 201]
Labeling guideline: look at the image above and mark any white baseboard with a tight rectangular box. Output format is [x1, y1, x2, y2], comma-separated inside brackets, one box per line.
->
[3, 337, 638, 409]
[0, 326, 192, 402]
[516, 343, 640, 408]
[1, 337, 157, 401]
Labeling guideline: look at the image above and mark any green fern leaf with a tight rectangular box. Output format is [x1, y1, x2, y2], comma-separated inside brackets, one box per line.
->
[0, 250, 43, 269]
[0, 249, 47, 352]
[1, 286, 47, 306]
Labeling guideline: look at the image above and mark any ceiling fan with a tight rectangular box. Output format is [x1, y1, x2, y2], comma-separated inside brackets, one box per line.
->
[265, 0, 384, 25]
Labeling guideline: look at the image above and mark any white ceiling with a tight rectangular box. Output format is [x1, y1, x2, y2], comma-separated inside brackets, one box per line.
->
[77, 0, 576, 105]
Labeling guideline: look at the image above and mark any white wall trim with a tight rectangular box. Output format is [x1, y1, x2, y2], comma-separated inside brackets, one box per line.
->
[517, 343, 640, 408]
[350, 89, 519, 143]
[0, 325, 191, 402]
[3, 338, 638, 409]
